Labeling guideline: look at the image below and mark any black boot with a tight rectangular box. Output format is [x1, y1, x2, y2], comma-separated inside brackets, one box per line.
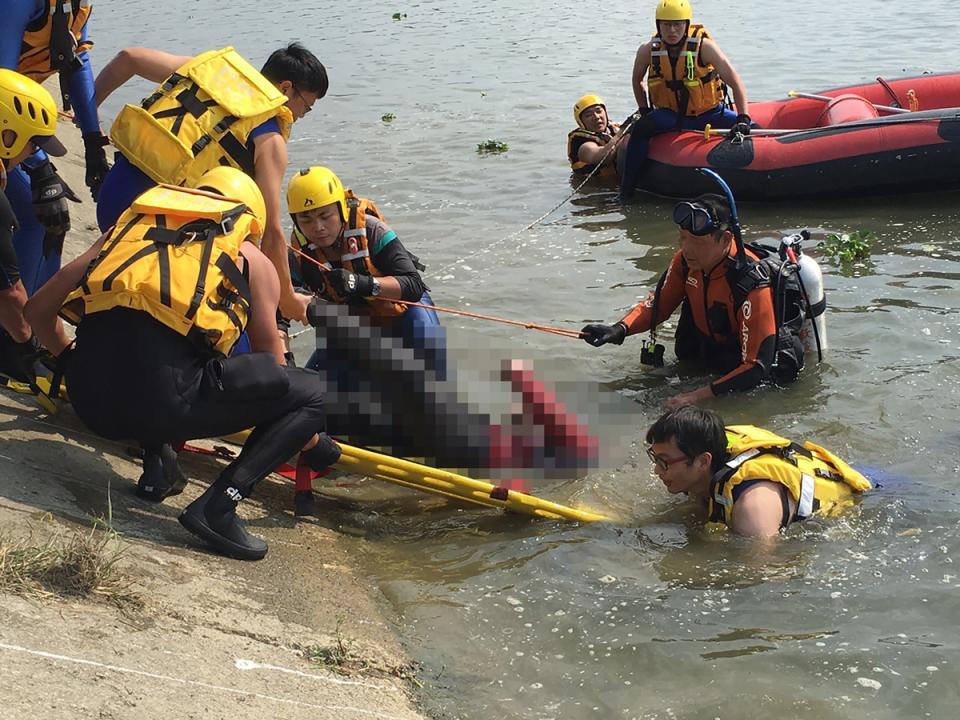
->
[178, 482, 267, 561]
[293, 490, 316, 517]
[136, 444, 188, 501]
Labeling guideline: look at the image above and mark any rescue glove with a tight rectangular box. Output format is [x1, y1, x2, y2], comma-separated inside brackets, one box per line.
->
[732, 113, 752, 137]
[25, 158, 80, 238]
[82, 132, 111, 201]
[0, 334, 45, 384]
[325, 268, 374, 299]
[580, 322, 627, 347]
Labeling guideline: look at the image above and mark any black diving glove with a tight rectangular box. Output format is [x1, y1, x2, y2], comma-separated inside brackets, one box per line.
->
[0, 334, 45, 383]
[325, 268, 374, 299]
[580, 323, 627, 348]
[25, 158, 80, 237]
[732, 113, 752, 137]
[82, 132, 111, 202]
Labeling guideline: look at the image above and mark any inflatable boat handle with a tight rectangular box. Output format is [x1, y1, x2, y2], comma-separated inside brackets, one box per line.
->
[787, 90, 910, 115]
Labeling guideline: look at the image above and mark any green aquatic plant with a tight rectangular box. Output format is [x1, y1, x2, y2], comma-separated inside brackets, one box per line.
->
[477, 139, 509, 154]
[381, 113, 396, 123]
[819, 230, 873, 263]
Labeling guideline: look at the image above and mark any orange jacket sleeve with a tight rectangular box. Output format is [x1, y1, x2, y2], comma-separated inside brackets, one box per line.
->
[619, 252, 688, 335]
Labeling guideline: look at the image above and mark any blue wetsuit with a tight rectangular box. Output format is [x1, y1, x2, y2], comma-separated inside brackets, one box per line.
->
[1, 0, 100, 295]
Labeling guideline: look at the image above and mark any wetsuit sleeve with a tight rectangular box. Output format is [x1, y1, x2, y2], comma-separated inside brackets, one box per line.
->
[0, 1, 34, 70]
[709, 284, 777, 395]
[370, 236, 427, 302]
[66, 23, 101, 135]
[0, 190, 21, 290]
[619, 252, 687, 335]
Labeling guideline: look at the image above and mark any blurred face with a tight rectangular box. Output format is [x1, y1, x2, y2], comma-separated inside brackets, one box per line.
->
[677, 227, 732, 273]
[657, 20, 688, 45]
[294, 202, 343, 248]
[648, 437, 711, 497]
[579, 104, 608, 133]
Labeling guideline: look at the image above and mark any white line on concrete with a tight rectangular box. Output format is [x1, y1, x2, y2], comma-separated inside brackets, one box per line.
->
[0, 641, 406, 720]
[234, 658, 388, 688]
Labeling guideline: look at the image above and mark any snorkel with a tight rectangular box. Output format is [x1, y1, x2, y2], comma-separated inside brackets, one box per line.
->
[696, 167, 747, 269]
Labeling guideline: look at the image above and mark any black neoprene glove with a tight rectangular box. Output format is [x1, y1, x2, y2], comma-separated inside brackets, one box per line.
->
[732, 113, 752, 137]
[25, 158, 80, 237]
[82, 132, 111, 201]
[0, 334, 44, 383]
[325, 268, 374, 299]
[581, 323, 627, 347]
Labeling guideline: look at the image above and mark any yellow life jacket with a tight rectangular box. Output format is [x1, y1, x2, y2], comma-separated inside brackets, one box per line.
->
[18, 0, 94, 110]
[707, 425, 872, 528]
[648, 24, 725, 117]
[566, 123, 620, 174]
[110, 47, 294, 187]
[60, 184, 261, 357]
[293, 190, 406, 318]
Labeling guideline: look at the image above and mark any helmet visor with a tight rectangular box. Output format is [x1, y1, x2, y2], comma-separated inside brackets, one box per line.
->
[32, 133, 67, 157]
[673, 201, 722, 236]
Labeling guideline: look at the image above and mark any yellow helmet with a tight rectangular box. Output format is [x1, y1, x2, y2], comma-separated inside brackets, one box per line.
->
[195, 166, 267, 240]
[0, 68, 64, 160]
[574, 94, 606, 129]
[286, 166, 347, 221]
[655, 0, 693, 22]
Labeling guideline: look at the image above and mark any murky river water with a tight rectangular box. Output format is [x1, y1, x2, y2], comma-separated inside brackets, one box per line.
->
[94, 1, 960, 716]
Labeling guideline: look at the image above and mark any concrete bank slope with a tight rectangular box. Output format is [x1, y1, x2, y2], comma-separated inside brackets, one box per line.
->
[0, 389, 425, 720]
[0, 90, 427, 720]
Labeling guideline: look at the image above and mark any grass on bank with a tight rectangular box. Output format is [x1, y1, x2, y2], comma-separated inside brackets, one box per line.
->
[305, 615, 422, 686]
[0, 498, 142, 611]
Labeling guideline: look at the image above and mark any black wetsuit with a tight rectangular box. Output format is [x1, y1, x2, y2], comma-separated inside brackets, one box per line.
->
[65, 308, 325, 499]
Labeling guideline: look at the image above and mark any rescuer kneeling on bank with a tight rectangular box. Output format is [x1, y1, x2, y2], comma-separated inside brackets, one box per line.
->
[25, 167, 340, 561]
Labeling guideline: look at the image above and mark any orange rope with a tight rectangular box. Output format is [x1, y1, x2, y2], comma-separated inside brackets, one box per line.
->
[288, 243, 585, 339]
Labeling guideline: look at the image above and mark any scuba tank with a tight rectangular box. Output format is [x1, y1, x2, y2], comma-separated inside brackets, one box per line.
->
[779, 231, 827, 355]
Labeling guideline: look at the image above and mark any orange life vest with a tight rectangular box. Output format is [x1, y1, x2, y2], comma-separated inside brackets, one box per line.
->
[566, 123, 620, 174]
[293, 191, 406, 318]
[647, 24, 725, 117]
[18, 0, 93, 101]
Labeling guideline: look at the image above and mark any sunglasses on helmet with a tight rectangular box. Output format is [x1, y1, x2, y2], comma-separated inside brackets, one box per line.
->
[672, 201, 725, 236]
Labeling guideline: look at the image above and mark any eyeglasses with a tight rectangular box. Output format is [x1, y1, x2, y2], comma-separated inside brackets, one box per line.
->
[293, 87, 314, 115]
[646, 446, 690, 472]
[672, 201, 724, 236]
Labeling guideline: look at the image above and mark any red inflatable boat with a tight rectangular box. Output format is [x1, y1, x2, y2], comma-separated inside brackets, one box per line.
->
[621, 73, 960, 200]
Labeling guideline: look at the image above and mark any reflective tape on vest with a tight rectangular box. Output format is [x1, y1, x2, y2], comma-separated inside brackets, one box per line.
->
[797, 473, 815, 519]
[340, 249, 370, 262]
[343, 228, 367, 239]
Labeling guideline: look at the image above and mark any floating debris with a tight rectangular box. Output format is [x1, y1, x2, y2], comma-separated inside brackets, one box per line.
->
[477, 139, 509, 154]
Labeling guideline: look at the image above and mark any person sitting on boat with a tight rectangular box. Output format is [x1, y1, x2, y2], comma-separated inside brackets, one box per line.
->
[286, 166, 445, 377]
[567, 94, 625, 177]
[646, 406, 871, 537]
[620, 0, 750, 200]
[24, 167, 341, 561]
[580, 193, 795, 409]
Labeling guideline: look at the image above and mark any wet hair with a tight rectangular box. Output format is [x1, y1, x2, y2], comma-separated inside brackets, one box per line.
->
[261, 43, 329, 98]
[692, 192, 732, 242]
[645, 406, 727, 472]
